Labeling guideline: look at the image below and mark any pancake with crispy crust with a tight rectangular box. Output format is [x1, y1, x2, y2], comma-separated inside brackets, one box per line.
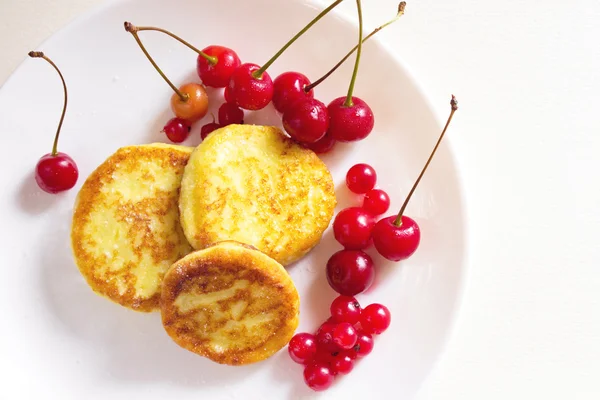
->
[71, 143, 193, 312]
[160, 241, 300, 365]
[179, 124, 336, 266]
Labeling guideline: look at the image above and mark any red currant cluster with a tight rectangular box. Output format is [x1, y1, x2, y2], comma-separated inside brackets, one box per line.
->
[288, 295, 390, 391]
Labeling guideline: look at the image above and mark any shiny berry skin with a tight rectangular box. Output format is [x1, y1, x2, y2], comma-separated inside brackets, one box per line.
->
[361, 304, 391, 335]
[200, 122, 220, 140]
[224, 85, 235, 103]
[303, 131, 336, 154]
[330, 295, 362, 324]
[346, 163, 377, 194]
[218, 102, 244, 126]
[228, 63, 273, 110]
[326, 250, 375, 296]
[196, 45, 241, 88]
[363, 189, 390, 215]
[282, 98, 328, 144]
[316, 321, 339, 352]
[35, 152, 78, 193]
[327, 96, 374, 142]
[372, 215, 421, 261]
[288, 333, 318, 365]
[272, 71, 313, 114]
[332, 322, 358, 350]
[303, 362, 335, 392]
[162, 117, 190, 143]
[353, 332, 374, 357]
[333, 207, 375, 250]
[170, 82, 209, 122]
[331, 351, 355, 375]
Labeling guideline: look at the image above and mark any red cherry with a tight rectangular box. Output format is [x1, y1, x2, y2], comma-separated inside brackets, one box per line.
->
[346, 163, 377, 194]
[224, 85, 235, 103]
[228, 63, 273, 110]
[363, 189, 390, 215]
[196, 45, 241, 88]
[353, 332, 374, 357]
[303, 362, 335, 391]
[361, 304, 391, 335]
[35, 153, 79, 194]
[372, 215, 421, 261]
[316, 321, 339, 352]
[200, 122, 221, 140]
[326, 250, 375, 296]
[288, 333, 318, 365]
[282, 98, 328, 144]
[333, 207, 375, 250]
[332, 322, 358, 350]
[162, 117, 190, 143]
[272, 71, 314, 114]
[303, 131, 336, 154]
[330, 295, 362, 324]
[331, 350, 355, 375]
[327, 96, 374, 142]
[218, 102, 244, 126]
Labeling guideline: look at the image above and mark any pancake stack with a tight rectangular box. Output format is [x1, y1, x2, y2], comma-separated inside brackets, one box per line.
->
[70, 125, 336, 365]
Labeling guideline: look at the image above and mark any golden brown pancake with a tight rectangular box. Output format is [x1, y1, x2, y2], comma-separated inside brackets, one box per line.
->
[160, 241, 300, 365]
[71, 143, 192, 312]
[179, 124, 336, 266]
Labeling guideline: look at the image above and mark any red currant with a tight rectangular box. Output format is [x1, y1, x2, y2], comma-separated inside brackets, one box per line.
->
[303, 131, 336, 154]
[372, 215, 421, 261]
[35, 153, 79, 194]
[316, 321, 339, 352]
[332, 322, 358, 350]
[196, 45, 241, 88]
[327, 96, 374, 142]
[218, 102, 244, 126]
[326, 250, 375, 296]
[333, 207, 375, 250]
[162, 117, 190, 143]
[200, 122, 220, 140]
[288, 333, 317, 365]
[272, 71, 313, 114]
[330, 295, 362, 324]
[363, 188, 390, 215]
[282, 98, 328, 144]
[228, 63, 273, 110]
[361, 304, 391, 335]
[346, 163, 377, 194]
[331, 351, 355, 375]
[353, 332, 374, 357]
[303, 362, 335, 391]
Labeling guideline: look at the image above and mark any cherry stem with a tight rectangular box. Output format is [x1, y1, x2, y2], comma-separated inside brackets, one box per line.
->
[344, 0, 363, 107]
[28, 51, 67, 157]
[305, 2, 406, 93]
[133, 25, 217, 65]
[253, 0, 344, 78]
[394, 95, 459, 226]
[124, 22, 188, 102]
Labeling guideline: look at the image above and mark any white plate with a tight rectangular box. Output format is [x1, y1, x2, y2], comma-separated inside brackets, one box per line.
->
[0, 0, 467, 398]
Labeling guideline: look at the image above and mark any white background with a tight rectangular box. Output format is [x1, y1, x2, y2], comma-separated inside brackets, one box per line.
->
[1, 0, 599, 399]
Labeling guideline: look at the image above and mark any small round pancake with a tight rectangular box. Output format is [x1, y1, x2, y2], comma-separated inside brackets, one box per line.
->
[71, 143, 193, 312]
[160, 241, 300, 366]
[179, 124, 336, 266]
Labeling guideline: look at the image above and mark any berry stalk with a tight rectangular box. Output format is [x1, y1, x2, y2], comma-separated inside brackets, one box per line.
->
[344, 0, 364, 107]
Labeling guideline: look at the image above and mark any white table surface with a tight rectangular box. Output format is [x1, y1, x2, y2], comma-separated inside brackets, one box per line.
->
[2, 0, 599, 398]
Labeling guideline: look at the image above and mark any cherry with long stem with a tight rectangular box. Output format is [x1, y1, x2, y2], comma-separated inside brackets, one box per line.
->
[229, 0, 344, 110]
[326, 0, 375, 142]
[305, 1, 406, 93]
[29, 51, 79, 193]
[124, 22, 209, 122]
[372, 95, 459, 262]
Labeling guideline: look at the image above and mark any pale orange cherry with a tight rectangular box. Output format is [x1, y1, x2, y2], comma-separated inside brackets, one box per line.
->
[170, 83, 208, 122]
